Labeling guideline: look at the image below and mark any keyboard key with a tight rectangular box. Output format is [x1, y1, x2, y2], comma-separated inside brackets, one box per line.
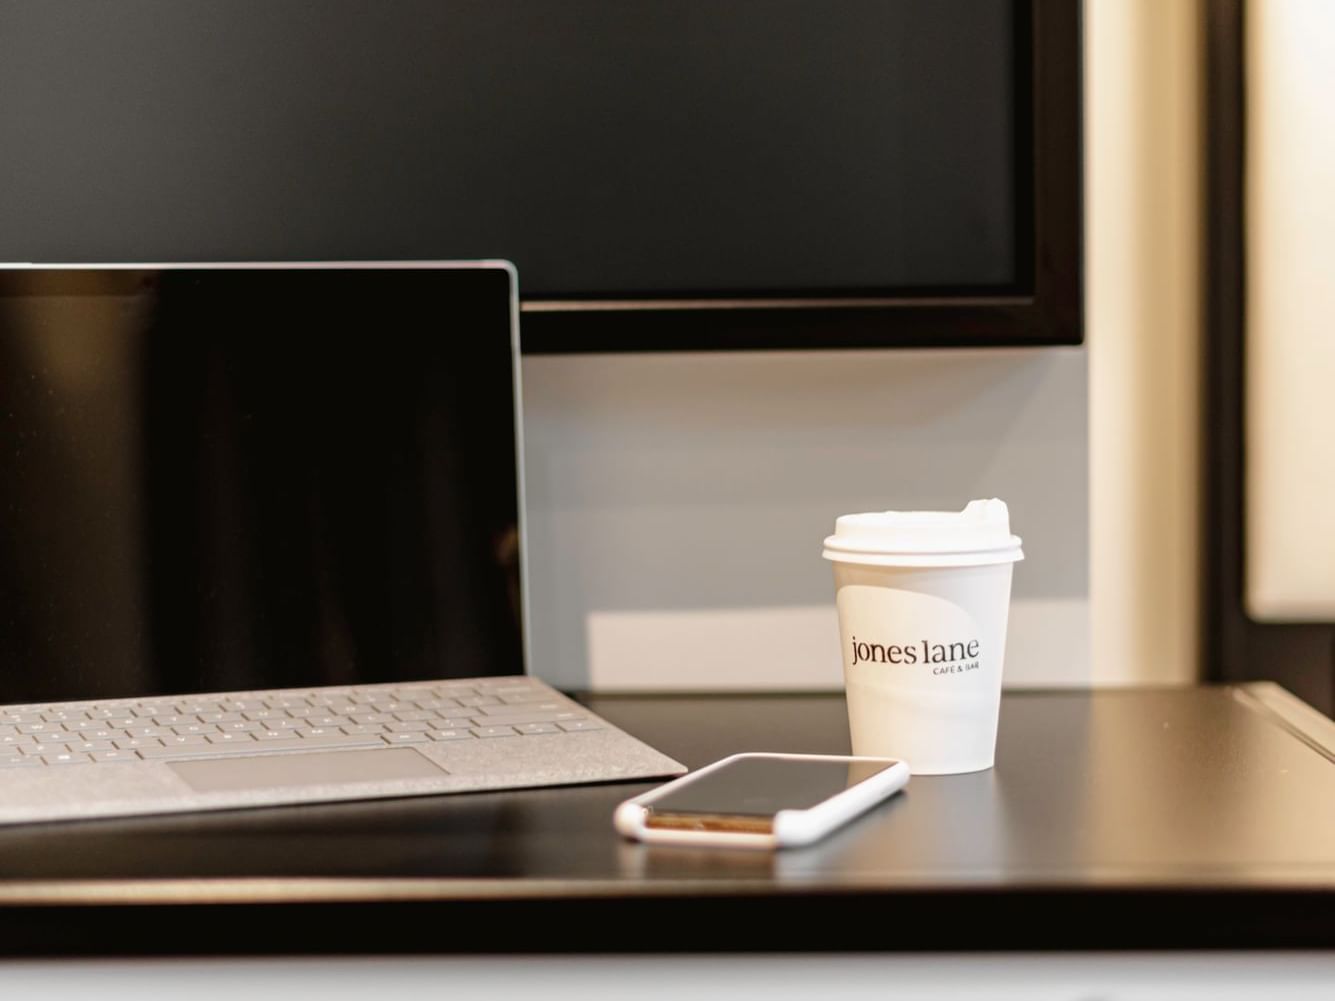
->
[382, 732, 429, 745]
[124, 726, 170, 738]
[0, 734, 33, 746]
[18, 723, 63, 734]
[558, 719, 607, 732]
[392, 710, 435, 722]
[264, 698, 306, 710]
[31, 734, 83, 747]
[514, 723, 561, 735]
[470, 710, 582, 727]
[41, 752, 93, 765]
[304, 715, 346, 728]
[137, 732, 383, 760]
[160, 734, 209, 746]
[476, 703, 564, 717]
[498, 691, 562, 705]
[364, 700, 414, 713]
[385, 721, 430, 732]
[114, 738, 163, 750]
[66, 719, 111, 732]
[426, 729, 472, 741]
[291, 733, 389, 749]
[21, 742, 79, 755]
[255, 731, 300, 742]
[434, 716, 475, 729]
[0, 755, 42, 767]
[411, 698, 458, 710]
[456, 696, 501, 708]
[70, 740, 115, 753]
[172, 723, 219, 735]
[206, 732, 256, 745]
[471, 726, 518, 739]
[339, 724, 386, 736]
[76, 728, 117, 741]
[90, 750, 140, 763]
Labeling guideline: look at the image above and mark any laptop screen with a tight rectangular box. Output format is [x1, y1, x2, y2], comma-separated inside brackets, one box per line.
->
[0, 265, 524, 704]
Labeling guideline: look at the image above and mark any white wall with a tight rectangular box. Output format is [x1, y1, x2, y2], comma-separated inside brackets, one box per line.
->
[521, 348, 1088, 691]
[1087, 0, 1201, 685]
[1245, 0, 1335, 620]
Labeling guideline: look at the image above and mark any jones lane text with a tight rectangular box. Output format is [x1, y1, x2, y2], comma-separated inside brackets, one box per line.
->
[850, 637, 981, 667]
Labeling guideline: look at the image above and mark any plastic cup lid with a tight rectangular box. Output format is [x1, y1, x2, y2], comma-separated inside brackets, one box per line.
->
[822, 498, 1024, 567]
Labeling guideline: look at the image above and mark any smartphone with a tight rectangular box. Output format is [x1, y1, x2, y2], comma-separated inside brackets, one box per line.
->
[614, 752, 910, 850]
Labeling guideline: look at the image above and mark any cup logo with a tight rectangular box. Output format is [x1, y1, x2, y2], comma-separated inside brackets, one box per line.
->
[837, 585, 988, 681]
[850, 636, 981, 675]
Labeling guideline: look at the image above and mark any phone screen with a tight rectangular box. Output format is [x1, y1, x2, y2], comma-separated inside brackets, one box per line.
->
[646, 756, 896, 819]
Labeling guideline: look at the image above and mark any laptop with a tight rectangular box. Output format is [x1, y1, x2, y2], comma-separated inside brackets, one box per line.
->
[0, 262, 685, 825]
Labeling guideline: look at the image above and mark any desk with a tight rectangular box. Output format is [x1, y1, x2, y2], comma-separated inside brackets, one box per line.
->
[0, 685, 1331, 955]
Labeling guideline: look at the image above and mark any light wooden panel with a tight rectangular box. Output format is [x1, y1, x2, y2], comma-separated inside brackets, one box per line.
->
[1246, 0, 1335, 620]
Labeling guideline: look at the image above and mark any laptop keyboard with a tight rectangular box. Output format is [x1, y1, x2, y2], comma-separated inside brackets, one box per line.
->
[0, 679, 603, 768]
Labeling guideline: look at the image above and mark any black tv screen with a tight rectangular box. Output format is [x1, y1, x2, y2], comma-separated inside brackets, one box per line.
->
[457, 0, 1022, 299]
[0, 266, 524, 704]
[0, 0, 1080, 350]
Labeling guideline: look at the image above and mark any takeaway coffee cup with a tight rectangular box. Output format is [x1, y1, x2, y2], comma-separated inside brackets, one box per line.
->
[822, 499, 1023, 775]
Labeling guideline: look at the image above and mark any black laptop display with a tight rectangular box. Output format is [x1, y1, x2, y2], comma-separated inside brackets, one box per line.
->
[0, 265, 523, 704]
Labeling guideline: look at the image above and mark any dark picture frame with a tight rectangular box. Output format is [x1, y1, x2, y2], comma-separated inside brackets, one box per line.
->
[1202, 0, 1334, 715]
[521, 0, 1083, 354]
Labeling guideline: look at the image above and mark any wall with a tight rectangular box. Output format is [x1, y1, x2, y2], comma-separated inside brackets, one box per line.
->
[1245, 0, 1335, 620]
[1087, 0, 1201, 686]
[521, 348, 1088, 691]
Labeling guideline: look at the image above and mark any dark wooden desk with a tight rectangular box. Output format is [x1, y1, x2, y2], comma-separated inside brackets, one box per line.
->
[0, 685, 1331, 955]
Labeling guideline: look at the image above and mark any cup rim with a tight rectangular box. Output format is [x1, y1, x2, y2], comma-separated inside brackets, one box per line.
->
[822, 543, 1024, 568]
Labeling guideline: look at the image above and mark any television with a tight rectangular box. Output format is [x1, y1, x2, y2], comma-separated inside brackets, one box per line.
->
[0, 0, 1082, 352]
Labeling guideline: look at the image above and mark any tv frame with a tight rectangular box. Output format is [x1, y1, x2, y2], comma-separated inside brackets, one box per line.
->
[519, 0, 1082, 354]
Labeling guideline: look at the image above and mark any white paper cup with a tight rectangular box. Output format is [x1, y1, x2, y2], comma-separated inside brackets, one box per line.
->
[822, 499, 1023, 775]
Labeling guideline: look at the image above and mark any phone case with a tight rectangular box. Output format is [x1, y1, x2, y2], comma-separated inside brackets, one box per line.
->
[613, 752, 910, 849]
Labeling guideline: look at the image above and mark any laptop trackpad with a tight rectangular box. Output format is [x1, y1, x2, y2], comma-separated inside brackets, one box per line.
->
[168, 748, 448, 793]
